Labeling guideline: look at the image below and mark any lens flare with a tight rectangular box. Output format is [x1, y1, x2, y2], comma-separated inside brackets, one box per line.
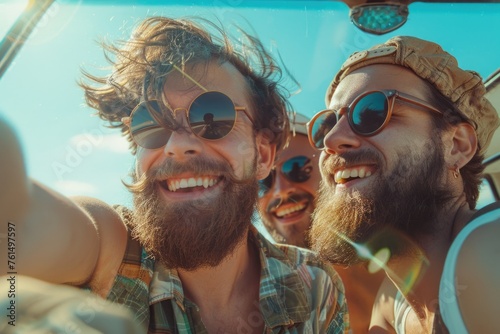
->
[335, 227, 429, 296]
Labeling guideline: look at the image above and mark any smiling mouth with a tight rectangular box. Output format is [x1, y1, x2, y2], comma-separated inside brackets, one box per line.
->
[159, 175, 223, 192]
[273, 201, 308, 219]
[334, 166, 373, 184]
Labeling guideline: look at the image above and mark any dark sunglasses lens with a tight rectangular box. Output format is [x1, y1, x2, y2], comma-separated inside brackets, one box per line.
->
[282, 156, 312, 183]
[258, 172, 274, 196]
[310, 111, 337, 149]
[351, 91, 389, 135]
[130, 101, 170, 149]
[189, 92, 236, 140]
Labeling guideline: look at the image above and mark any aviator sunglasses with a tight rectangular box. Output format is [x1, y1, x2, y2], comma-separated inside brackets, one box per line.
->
[259, 155, 313, 195]
[123, 91, 254, 149]
[307, 90, 442, 150]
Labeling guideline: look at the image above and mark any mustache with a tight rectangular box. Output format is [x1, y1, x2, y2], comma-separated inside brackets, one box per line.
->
[321, 149, 382, 175]
[125, 156, 247, 193]
[266, 192, 313, 212]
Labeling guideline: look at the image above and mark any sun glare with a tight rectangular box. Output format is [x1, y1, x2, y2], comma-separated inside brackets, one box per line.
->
[0, 1, 29, 38]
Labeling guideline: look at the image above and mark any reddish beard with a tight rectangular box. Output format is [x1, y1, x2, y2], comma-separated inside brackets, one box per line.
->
[127, 156, 259, 270]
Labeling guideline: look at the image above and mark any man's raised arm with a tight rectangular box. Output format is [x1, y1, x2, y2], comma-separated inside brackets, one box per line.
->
[0, 116, 126, 290]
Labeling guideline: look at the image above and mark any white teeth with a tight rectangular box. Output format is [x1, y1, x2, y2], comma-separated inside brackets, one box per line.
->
[334, 167, 373, 183]
[276, 203, 306, 218]
[187, 178, 196, 187]
[166, 176, 219, 192]
[335, 170, 343, 183]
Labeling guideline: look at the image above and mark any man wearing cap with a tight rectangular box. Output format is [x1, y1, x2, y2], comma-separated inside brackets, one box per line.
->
[258, 112, 384, 333]
[307, 35, 499, 333]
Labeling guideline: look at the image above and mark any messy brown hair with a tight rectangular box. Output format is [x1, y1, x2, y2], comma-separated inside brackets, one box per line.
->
[80, 16, 291, 154]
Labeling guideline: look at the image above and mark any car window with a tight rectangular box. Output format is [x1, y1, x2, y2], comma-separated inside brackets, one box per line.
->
[0, 1, 499, 205]
[478, 178, 498, 208]
[0, 0, 28, 37]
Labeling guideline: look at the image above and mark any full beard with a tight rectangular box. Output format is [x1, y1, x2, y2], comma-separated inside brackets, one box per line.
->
[128, 156, 259, 271]
[310, 134, 452, 266]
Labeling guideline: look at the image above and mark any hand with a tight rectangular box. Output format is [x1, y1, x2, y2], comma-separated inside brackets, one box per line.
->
[0, 275, 144, 334]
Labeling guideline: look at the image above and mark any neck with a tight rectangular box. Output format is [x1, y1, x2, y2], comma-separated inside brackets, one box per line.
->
[177, 230, 261, 309]
[385, 195, 475, 326]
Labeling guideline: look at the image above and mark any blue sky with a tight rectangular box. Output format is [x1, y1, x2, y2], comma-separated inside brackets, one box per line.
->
[0, 1, 499, 206]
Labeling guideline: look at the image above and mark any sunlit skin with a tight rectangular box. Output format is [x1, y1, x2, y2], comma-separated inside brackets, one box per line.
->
[136, 61, 268, 186]
[135, 60, 275, 333]
[320, 71, 438, 197]
[320, 64, 477, 333]
[258, 134, 320, 247]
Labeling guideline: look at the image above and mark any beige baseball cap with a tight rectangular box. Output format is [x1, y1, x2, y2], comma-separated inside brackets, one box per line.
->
[325, 36, 499, 154]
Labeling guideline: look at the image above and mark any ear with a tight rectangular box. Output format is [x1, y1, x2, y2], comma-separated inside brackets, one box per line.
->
[447, 122, 478, 167]
[255, 131, 276, 180]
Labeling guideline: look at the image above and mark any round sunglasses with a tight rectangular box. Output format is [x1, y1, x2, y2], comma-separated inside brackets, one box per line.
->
[259, 155, 313, 195]
[122, 91, 254, 149]
[306, 90, 442, 150]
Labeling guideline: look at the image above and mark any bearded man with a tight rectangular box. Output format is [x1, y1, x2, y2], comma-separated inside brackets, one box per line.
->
[0, 17, 348, 333]
[258, 112, 384, 333]
[308, 36, 499, 333]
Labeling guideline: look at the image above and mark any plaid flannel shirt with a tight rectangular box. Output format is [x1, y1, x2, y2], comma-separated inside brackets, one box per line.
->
[106, 206, 349, 333]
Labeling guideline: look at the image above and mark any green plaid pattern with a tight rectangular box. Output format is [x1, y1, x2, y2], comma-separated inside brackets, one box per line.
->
[106, 207, 349, 333]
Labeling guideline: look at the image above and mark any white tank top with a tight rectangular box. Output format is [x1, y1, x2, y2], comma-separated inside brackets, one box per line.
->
[394, 290, 412, 334]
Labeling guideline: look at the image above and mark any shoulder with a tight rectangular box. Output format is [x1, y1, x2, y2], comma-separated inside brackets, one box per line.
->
[445, 203, 500, 282]
[454, 221, 500, 332]
[72, 197, 129, 295]
[73, 197, 128, 242]
[74, 196, 126, 221]
[439, 203, 500, 333]
[456, 207, 500, 261]
[445, 204, 500, 333]
[370, 277, 397, 333]
[446, 202, 500, 282]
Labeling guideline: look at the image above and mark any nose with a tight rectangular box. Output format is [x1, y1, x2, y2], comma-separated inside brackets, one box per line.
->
[163, 109, 203, 160]
[323, 113, 361, 155]
[270, 172, 296, 200]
